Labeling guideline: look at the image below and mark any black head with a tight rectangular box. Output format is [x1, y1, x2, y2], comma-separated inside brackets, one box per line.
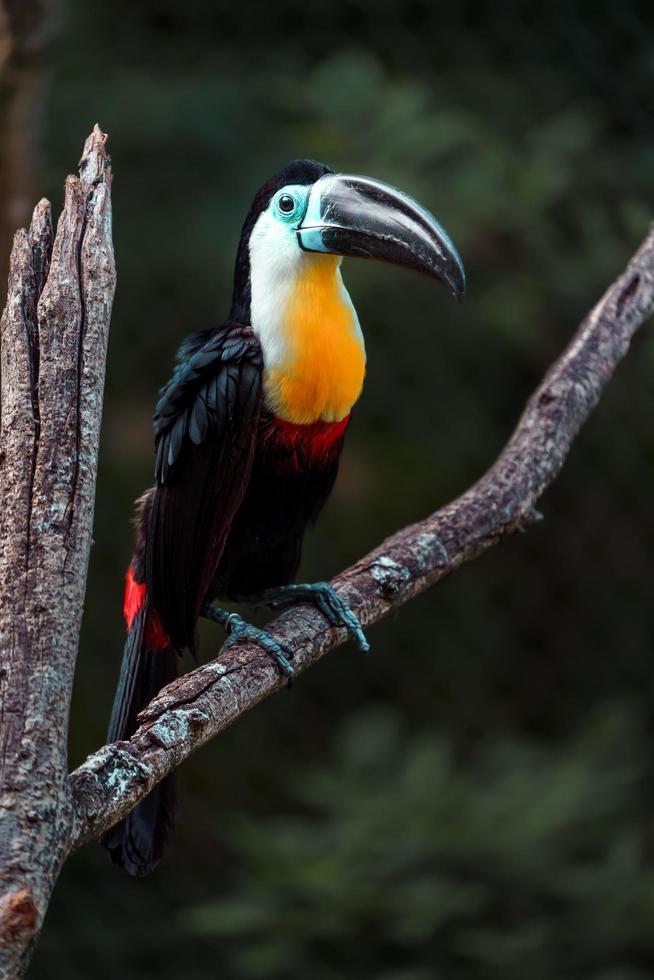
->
[230, 159, 333, 322]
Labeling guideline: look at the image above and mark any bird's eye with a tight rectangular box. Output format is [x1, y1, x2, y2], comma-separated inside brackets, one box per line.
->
[278, 194, 296, 214]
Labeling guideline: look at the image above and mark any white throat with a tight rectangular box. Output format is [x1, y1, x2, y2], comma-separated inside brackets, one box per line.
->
[248, 208, 363, 372]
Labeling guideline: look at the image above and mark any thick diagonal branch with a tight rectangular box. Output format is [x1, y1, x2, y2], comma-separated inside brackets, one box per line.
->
[69, 225, 654, 850]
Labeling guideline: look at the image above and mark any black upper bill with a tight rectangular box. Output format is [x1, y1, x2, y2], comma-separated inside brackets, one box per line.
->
[297, 173, 465, 301]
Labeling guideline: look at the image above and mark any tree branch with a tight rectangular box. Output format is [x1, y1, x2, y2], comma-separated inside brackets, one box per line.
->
[0, 126, 652, 977]
[69, 224, 654, 851]
[0, 126, 115, 978]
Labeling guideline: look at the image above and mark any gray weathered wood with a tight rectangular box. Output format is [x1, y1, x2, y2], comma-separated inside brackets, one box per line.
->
[0, 126, 115, 979]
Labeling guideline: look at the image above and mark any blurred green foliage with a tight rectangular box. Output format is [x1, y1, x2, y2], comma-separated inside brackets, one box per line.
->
[182, 708, 654, 980]
[26, 1, 654, 977]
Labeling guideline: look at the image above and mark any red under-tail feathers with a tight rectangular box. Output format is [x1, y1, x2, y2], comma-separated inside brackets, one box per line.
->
[103, 564, 176, 876]
[124, 566, 169, 650]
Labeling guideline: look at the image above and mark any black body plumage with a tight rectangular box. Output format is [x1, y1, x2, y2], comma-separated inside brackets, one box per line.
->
[104, 161, 346, 877]
[104, 155, 464, 876]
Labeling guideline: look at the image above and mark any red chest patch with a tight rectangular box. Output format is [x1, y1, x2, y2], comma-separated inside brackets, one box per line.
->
[261, 413, 351, 470]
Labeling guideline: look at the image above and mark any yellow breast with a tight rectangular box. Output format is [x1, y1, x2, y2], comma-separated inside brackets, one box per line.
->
[264, 257, 366, 424]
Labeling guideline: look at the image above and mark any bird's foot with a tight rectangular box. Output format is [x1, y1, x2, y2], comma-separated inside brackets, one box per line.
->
[202, 604, 294, 681]
[252, 581, 370, 654]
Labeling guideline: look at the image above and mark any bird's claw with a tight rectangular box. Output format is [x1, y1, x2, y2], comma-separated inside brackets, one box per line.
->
[261, 582, 370, 654]
[203, 605, 295, 681]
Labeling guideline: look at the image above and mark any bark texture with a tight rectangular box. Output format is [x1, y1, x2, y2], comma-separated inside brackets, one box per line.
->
[0, 122, 652, 977]
[68, 225, 654, 850]
[0, 126, 115, 979]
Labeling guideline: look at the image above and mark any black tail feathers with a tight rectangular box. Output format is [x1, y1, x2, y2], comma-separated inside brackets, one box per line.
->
[102, 602, 177, 877]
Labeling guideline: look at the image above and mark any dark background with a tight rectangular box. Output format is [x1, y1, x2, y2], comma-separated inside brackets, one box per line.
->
[2, 1, 654, 977]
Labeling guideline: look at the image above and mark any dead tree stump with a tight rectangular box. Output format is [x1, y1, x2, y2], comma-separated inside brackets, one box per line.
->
[0, 126, 115, 979]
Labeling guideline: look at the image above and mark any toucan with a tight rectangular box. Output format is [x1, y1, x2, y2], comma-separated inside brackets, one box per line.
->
[103, 159, 465, 876]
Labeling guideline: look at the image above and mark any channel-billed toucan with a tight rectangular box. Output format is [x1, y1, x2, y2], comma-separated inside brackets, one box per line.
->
[103, 160, 465, 876]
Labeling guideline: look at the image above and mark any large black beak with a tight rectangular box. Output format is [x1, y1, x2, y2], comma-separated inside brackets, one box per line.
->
[297, 173, 465, 301]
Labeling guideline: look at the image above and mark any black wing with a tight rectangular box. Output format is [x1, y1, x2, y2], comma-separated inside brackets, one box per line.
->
[146, 324, 263, 652]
